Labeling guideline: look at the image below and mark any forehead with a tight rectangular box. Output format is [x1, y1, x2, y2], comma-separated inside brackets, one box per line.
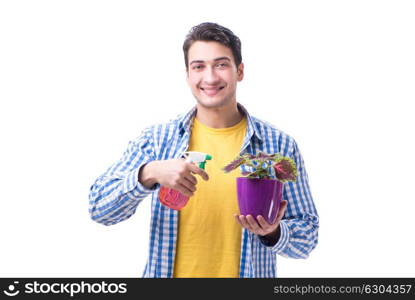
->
[188, 41, 234, 63]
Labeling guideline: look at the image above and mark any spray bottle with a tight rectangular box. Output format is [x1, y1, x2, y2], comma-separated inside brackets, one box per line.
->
[159, 151, 212, 210]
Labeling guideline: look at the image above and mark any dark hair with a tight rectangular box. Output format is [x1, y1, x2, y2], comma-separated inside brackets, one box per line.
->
[183, 22, 242, 70]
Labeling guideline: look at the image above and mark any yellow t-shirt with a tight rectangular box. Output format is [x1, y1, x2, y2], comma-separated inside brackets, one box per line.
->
[173, 116, 247, 278]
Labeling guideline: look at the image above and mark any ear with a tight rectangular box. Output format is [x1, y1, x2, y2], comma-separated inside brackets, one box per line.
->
[237, 62, 244, 81]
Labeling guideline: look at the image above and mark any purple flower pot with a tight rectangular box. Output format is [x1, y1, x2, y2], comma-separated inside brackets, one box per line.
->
[236, 177, 283, 224]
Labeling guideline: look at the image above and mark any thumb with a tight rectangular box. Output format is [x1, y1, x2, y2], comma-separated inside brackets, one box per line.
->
[276, 200, 287, 220]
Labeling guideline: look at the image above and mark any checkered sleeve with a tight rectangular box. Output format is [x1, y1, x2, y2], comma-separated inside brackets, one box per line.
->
[267, 140, 319, 258]
[88, 126, 157, 226]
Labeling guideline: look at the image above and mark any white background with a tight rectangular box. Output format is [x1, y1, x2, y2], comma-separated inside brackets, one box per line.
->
[1, 0, 414, 277]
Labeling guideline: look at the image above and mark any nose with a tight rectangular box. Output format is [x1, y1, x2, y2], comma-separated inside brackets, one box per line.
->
[203, 66, 220, 85]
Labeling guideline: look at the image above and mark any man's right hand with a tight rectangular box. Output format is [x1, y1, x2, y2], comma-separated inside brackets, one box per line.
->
[138, 159, 209, 197]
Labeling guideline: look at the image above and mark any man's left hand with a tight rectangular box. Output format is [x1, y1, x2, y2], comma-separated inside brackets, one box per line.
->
[234, 200, 287, 239]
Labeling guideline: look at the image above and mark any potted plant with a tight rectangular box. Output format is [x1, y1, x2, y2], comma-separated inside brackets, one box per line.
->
[222, 152, 298, 224]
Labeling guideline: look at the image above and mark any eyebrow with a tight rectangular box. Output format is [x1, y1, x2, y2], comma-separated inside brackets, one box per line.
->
[189, 57, 231, 65]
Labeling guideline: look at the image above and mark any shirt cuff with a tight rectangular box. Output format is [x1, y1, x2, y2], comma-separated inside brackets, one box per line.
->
[122, 165, 159, 195]
[257, 220, 290, 252]
[270, 220, 290, 253]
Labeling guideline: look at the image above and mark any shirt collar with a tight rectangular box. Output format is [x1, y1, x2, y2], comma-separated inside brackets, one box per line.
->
[177, 102, 263, 143]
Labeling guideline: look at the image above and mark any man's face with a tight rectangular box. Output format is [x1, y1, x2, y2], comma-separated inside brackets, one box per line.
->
[186, 41, 244, 109]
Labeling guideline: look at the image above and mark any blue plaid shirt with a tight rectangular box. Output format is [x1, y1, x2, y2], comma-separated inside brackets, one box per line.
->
[89, 103, 319, 278]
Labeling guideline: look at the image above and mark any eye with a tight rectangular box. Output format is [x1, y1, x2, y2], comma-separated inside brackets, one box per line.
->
[216, 62, 229, 69]
[192, 65, 204, 70]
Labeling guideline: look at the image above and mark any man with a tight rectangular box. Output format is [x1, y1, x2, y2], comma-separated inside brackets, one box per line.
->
[89, 22, 319, 278]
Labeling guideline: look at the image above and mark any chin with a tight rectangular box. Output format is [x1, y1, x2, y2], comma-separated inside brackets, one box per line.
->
[193, 93, 235, 109]
[196, 98, 229, 109]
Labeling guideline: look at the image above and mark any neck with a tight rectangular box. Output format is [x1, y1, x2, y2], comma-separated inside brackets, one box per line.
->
[195, 102, 244, 128]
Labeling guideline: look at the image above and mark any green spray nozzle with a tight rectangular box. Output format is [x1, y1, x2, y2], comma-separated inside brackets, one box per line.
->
[184, 151, 212, 170]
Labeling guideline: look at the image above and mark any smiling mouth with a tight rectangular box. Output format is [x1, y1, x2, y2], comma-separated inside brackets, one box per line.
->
[200, 86, 225, 96]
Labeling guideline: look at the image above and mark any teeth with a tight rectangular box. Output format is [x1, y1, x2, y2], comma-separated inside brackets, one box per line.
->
[201, 87, 223, 90]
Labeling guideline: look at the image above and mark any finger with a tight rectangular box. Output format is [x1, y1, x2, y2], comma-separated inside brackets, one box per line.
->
[234, 214, 243, 226]
[277, 200, 288, 218]
[238, 215, 252, 230]
[188, 164, 209, 181]
[275, 200, 288, 223]
[256, 215, 272, 231]
[176, 183, 194, 197]
[246, 215, 265, 235]
[184, 173, 198, 185]
[179, 177, 196, 193]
